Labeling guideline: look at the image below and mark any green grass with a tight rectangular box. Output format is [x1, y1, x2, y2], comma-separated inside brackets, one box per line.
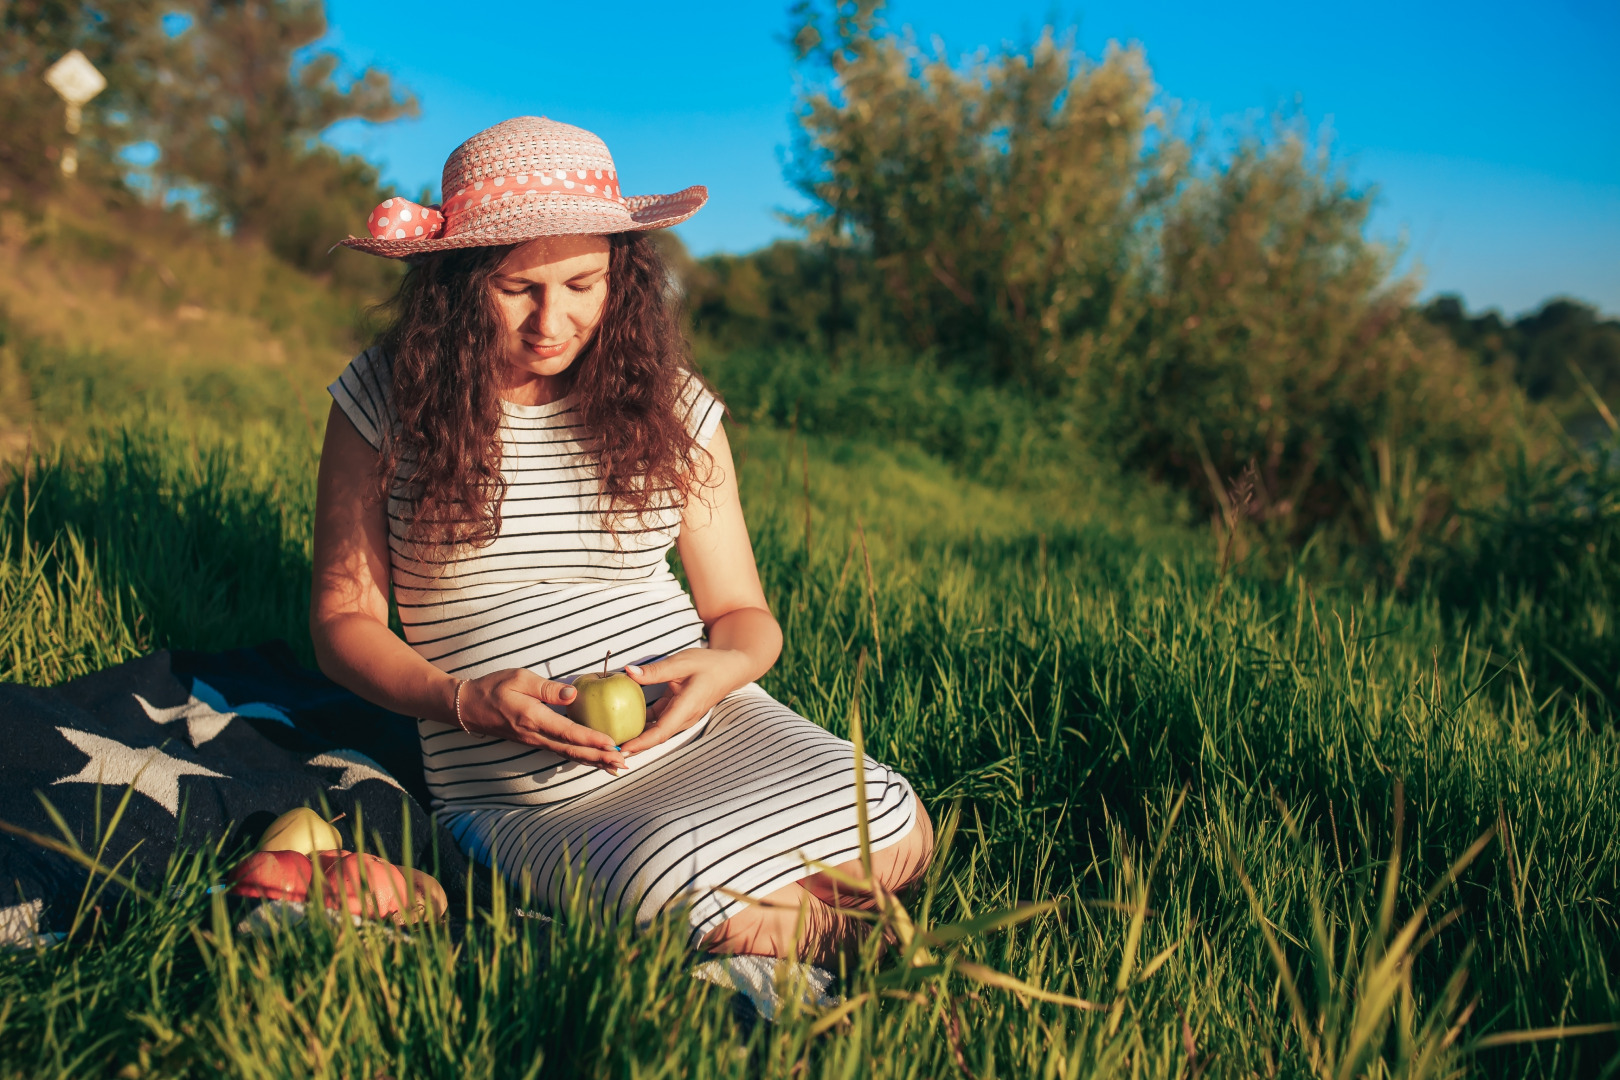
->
[0, 211, 1616, 1076]
[2, 405, 1617, 1078]
[2, 421, 318, 683]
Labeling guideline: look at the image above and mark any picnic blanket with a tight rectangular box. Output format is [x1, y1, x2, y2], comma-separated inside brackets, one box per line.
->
[0, 642, 474, 942]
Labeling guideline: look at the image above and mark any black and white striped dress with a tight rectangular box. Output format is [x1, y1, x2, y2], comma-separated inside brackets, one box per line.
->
[329, 348, 920, 943]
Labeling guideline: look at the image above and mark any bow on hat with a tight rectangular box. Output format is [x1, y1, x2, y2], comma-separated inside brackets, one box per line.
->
[366, 197, 445, 241]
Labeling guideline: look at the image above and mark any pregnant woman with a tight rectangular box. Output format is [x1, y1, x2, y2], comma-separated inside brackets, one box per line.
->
[309, 117, 931, 963]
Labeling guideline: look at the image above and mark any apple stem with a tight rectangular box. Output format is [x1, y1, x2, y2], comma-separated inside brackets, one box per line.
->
[327, 813, 347, 825]
[604, 649, 611, 675]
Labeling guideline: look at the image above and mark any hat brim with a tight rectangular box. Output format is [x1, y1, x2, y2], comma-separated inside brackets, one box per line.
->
[338, 185, 707, 259]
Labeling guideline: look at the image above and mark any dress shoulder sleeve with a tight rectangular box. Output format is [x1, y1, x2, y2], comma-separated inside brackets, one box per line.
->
[680, 373, 725, 451]
[327, 347, 397, 452]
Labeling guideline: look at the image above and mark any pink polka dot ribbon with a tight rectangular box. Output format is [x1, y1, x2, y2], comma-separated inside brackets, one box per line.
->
[366, 197, 446, 241]
[441, 167, 627, 220]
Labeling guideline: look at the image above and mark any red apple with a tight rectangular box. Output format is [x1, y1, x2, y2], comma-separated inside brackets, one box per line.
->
[227, 847, 448, 924]
[228, 849, 314, 902]
[315, 851, 413, 920]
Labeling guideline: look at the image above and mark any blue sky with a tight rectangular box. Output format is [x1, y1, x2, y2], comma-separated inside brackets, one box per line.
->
[321, 0, 1619, 318]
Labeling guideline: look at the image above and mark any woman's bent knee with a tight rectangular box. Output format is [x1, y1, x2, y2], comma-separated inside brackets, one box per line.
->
[882, 794, 934, 891]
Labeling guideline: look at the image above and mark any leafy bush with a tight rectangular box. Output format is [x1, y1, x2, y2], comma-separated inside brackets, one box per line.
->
[678, 240, 822, 352]
[1093, 134, 1515, 563]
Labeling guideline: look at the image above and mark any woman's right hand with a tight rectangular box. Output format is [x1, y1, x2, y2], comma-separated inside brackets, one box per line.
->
[455, 669, 629, 774]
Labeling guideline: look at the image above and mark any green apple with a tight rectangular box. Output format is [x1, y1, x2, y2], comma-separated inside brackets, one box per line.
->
[568, 671, 647, 744]
[257, 806, 343, 856]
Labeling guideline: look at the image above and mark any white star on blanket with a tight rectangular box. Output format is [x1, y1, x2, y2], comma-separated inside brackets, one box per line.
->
[306, 750, 404, 792]
[51, 728, 226, 816]
[135, 692, 236, 747]
[135, 678, 292, 748]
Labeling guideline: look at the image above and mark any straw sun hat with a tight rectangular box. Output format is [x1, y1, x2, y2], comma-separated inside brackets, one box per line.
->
[339, 116, 707, 259]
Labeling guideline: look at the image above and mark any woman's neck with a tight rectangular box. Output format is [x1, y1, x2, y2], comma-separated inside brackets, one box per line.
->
[498, 370, 570, 407]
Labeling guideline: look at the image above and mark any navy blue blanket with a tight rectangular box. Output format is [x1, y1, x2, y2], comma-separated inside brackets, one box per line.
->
[0, 643, 473, 939]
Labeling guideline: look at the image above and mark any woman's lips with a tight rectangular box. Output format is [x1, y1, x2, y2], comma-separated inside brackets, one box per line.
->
[524, 339, 570, 359]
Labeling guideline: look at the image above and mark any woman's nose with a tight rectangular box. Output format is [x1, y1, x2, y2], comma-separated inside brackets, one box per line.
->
[533, 289, 570, 340]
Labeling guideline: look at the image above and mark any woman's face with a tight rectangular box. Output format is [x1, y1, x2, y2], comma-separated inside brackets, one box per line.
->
[489, 234, 612, 388]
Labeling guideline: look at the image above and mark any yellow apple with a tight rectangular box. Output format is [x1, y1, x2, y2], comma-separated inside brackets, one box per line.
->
[404, 867, 450, 922]
[567, 671, 646, 744]
[257, 806, 343, 856]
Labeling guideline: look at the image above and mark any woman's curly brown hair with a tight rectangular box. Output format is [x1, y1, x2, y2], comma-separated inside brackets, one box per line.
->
[374, 232, 715, 550]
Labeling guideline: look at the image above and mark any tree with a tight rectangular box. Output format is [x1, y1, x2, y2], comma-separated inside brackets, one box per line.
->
[789, 0, 1182, 390]
[1422, 295, 1620, 421]
[146, 0, 417, 257]
[0, 0, 166, 201]
[1, 0, 415, 288]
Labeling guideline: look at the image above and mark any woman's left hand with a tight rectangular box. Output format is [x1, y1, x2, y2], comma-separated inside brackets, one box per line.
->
[620, 649, 753, 754]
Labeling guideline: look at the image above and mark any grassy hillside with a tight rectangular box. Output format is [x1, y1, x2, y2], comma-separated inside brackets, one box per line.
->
[0, 208, 1617, 1078]
[0, 201, 380, 445]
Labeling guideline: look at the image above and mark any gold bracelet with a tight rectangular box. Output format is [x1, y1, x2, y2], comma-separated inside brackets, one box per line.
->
[453, 678, 471, 733]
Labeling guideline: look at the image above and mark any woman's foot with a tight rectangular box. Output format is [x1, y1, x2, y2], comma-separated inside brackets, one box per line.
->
[697, 794, 935, 965]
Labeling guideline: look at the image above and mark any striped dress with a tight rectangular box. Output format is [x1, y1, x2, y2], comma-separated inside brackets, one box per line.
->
[328, 348, 920, 943]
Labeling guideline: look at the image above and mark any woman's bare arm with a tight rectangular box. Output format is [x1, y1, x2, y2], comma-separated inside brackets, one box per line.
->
[309, 402, 455, 721]
[678, 422, 781, 670]
[621, 422, 781, 752]
[309, 402, 626, 771]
